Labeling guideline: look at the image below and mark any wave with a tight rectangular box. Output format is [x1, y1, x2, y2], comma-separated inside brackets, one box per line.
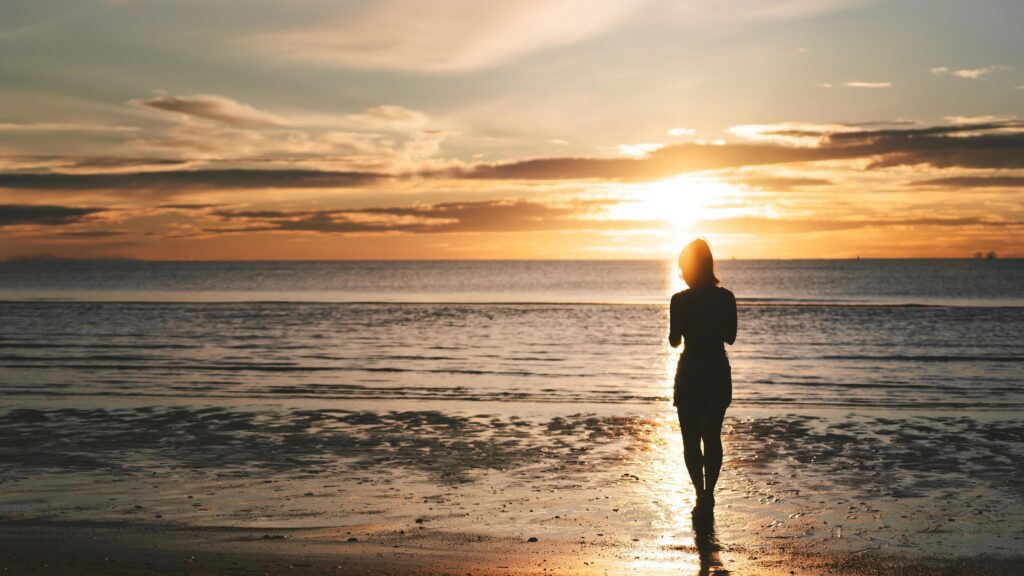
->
[0, 360, 575, 377]
[0, 342, 201, 350]
[1, 295, 1023, 308]
[745, 354, 1024, 363]
[820, 354, 1024, 362]
[1, 387, 1020, 410]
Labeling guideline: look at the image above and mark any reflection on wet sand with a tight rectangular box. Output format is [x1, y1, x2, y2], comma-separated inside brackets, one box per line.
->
[693, 510, 728, 576]
[626, 413, 737, 574]
[636, 414, 733, 575]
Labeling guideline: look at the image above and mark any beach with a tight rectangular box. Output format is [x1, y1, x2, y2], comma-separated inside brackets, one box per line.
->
[1, 260, 1022, 574]
[2, 404, 1022, 574]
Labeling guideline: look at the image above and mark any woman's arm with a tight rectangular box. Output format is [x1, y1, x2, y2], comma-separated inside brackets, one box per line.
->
[723, 290, 737, 345]
[668, 293, 682, 348]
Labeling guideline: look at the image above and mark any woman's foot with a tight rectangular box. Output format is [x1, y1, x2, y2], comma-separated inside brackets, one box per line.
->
[692, 491, 715, 515]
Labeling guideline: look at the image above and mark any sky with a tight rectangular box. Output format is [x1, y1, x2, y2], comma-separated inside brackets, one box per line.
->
[1, 0, 1022, 260]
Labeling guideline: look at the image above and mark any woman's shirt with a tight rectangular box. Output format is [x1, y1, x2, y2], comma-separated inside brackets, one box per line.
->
[668, 286, 737, 360]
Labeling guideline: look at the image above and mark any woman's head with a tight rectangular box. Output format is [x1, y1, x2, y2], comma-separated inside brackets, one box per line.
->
[679, 238, 720, 289]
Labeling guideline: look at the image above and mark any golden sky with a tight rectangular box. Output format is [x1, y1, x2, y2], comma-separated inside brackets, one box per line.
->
[1, 0, 1022, 259]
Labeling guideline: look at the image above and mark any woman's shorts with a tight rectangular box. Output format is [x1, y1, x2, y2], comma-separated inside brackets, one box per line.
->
[673, 353, 732, 416]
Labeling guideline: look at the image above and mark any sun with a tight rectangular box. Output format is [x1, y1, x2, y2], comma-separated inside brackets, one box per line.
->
[645, 175, 713, 232]
[591, 174, 739, 263]
[607, 174, 732, 233]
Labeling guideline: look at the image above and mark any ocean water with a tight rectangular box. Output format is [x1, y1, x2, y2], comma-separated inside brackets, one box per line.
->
[1, 259, 1022, 410]
[2, 259, 1023, 564]
[1, 258, 1023, 305]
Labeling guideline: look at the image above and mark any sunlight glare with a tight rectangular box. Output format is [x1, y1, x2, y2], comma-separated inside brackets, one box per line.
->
[606, 175, 737, 241]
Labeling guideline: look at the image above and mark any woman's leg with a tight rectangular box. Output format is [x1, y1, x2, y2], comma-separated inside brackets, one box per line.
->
[700, 407, 726, 499]
[678, 407, 705, 500]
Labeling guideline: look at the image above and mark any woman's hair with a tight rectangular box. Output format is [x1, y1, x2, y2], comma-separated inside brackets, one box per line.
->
[679, 238, 720, 289]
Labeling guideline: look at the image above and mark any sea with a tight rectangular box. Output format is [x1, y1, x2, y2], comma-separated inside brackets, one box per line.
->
[0, 258, 1021, 410]
[1, 259, 1022, 563]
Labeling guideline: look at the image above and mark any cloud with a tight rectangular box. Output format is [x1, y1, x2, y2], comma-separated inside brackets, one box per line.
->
[617, 143, 664, 157]
[122, 107, 447, 170]
[0, 169, 385, 192]
[910, 176, 1024, 188]
[700, 215, 1023, 235]
[133, 123, 375, 161]
[157, 203, 225, 210]
[131, 123, 393, 166]
[249, 0, 641, 72]
[728, 122, 860, 146]
[57, 230, 128, 238]
[730, 120, 919, 146]
[943, 115, 1011, 124]
[5, 122, 1023, 192]
[459, 120, 1024, 179]
[0, 156, 193, 174]
[667, 128, 697, 137]
[835, 122, 1024, 170]
[0, 123, 139, 133]
[131, 94, 284, 128]
[460, 144, 850, 180]
[728, 176, 834, 190]
[931, 65, 1008, 79]
[844, 120, 919, 127]
[844, 81, 892, 88]
[209, 198, 630, 235]
[0, 204, 107, 227]
[346, 105, 429, 130]
[637, 0, 878, 29]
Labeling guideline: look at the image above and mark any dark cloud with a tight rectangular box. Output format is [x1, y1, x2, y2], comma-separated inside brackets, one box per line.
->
[65, 158, 190, 170]
[57, 230, 128, 237]
[910, 176, 1024, 188]
[0, 156, 189, 175]
[0, 204, 107, 227]
[728, 176, 834, 191]
[210, 199, 639, 235]
[700, 215, 1023, 235]
[207, 200, 1023, 237]
[830, 122, 1024, 170]
[0, 169, 385, 191]
[461, 144, 849, 181]
[462, 121, 1024, 180]
[157, 203, 226, 210]
[132, 95, 284, 128]
[842, 120, 919, 127]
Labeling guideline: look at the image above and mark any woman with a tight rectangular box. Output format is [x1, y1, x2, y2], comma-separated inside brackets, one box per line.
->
[669, 238, 737, 513]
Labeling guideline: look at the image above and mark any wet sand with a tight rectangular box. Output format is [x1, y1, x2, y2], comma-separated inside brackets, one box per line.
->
[2, 520, 1023, 576]
[2, 403, 1021, 574]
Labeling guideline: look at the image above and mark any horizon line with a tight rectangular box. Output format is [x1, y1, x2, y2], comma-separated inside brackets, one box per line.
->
[3, 256, 1021, 263]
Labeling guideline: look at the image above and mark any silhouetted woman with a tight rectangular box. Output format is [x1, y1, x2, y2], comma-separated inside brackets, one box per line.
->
[669, 238, 736, 513]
